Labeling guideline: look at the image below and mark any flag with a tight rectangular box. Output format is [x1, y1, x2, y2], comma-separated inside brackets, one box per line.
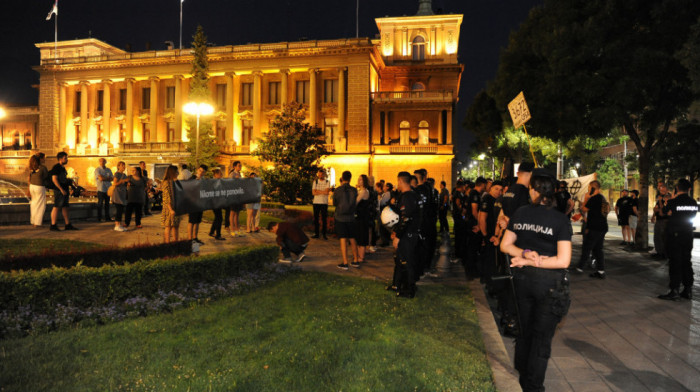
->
[46, 0, 58, 21]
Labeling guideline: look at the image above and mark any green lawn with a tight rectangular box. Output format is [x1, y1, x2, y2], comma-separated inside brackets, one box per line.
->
[202, 211, 283, 229]
[0, 272, 494, 392]
[0, 239, 105, 260]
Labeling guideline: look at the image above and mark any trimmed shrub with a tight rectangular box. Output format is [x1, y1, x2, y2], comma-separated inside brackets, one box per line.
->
[0, 245, 278, 313]
[0, 241, 192, 272]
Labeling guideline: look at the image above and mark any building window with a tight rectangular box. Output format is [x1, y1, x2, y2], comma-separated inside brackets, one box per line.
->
[97, 125, 104, 145]
[296, 80, 309, 104]
[75, 91, 81, 112]
[166, 86, 175, 109]
[142, 88, 151, 110]
[119, 89, 127, 110]
[143, 123, 151, 143]
[242, 120, 252, 145]
[399, 121, 410, 145]
[418, 121, 429, 145]
[216, 121, 226, 143]
[167, 122, 175, 142]
[241, 83, 253, 106]
[119, 123, 126, 144]
[324, 79, 338, 103]
[268, 82, 280, 105]
[97, 90, 104, 112]
[324, 118, 338, 145]
[75, 124, 81, 146]
[412, 36, 426, 61]
[216, 84, 226, 110]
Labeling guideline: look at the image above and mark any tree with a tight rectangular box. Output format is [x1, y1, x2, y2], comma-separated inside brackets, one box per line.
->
[596, 158, 625, 191]
[488, 0, 700, 250]
[651, 122, 700, 197]
[252, 102, 330, 204]
[184, 26, 219, 170]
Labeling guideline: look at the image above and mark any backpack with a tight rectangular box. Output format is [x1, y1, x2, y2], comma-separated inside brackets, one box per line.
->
[601, 197, 611, 216]
[43, 168, 56, 190]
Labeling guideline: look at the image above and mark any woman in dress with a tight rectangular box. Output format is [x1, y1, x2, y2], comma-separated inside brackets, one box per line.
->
[500, 170, 572, 392]
[27, 153, 48, 227]
[161, 165, 181, 243]
[245, 173, 261, 233]
[124, 166, 146, 229]
[355, 174, 372, 262]
[112, 161, 129, 232]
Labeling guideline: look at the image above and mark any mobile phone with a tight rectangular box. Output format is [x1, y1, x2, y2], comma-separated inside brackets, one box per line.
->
[589, 188, 595, 195]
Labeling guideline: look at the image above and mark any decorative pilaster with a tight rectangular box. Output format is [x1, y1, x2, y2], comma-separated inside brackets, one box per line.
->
[253, 71, 262, 141]
[58, 83, 66, 148]
[338, 67, 346, 142]
[150, 77, 162, 142]
[80, 81, 89, 145]
[125, 78, 134, 142]
[438, 109, 443, 144]
[174, 75, 183, 142]
[225, 72, 235, 143]
[102, 80, 112, 145]
[280, 69, 289, 109]
[309, 68, 318, 126]
[446, 108, 453, 145]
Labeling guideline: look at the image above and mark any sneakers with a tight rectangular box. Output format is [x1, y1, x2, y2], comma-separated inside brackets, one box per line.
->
[278, 258, 293, 264]
[64, 224, 79, 231]
[49, 225, 60, 232]
[368, 246, 377, 253]
[574, 268, 584, 273]
[590, 271, 606, 279]
[214, 236, 225, 241]
[311, 235, 320, 239]
[337, 263, 349, 270]
[350, 261, 361, 268]
[680, 288, 692, 300]
[193, 238, 204, 245]
[658, 289, 681, 301]
[295, 253, 306, 263]
[113, 226, 127, 232]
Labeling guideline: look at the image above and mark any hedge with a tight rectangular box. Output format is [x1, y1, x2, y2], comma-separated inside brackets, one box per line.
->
[0, 245, 279, 313]
[0, 241, 192, 272]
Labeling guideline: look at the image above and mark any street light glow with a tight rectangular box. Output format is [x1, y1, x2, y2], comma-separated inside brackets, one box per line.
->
[0, 107, 6, 119]
[183, 102, 214, 116]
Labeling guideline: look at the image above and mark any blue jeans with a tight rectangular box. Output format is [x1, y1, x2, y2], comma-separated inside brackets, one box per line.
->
[97, 191, 110, 220]
[578, 229, 607, 271]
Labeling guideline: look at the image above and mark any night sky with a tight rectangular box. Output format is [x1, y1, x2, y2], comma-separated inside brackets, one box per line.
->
[0, 0, 542, 161]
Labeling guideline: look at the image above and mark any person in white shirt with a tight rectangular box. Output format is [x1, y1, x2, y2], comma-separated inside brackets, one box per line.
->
[311, 168, 330, 239]
[177, 164, 192, 181]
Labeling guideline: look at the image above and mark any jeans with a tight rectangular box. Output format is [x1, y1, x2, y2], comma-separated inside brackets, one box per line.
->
[667, 228, 694, 290]
[210, 208, 223, 237]
[578, 229, 607, 271]
[513, 267, 569, 392]
[114, 204, 125, 225]
[97, 191, 111, 220]
[125, 202, 143, 227]
[312, 204, 328, 236]
[654, 219, 668, 256]
[281, 237, 307, 258]
[439, 208, 449, 232]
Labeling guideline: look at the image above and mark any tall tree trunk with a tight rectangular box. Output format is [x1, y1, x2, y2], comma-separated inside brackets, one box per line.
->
[634, 148, 651, 250]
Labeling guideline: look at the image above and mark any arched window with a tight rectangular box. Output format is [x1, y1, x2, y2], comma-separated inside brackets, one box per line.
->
[418, 121, 429, 145]
[411, 82, 425, 91]
[12, 131, 20, 150]
[399, 121, 410, 145]
[412, 36, 426, 61]
[23, 131, 32, 149]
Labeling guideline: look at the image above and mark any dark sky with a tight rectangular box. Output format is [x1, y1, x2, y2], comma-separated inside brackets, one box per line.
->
[0, 0, 542, 161]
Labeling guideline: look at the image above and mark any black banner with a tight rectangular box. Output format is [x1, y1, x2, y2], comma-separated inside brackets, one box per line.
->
[171, 178, 262, 215]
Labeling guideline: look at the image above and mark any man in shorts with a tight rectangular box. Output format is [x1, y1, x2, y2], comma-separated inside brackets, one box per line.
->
[333, 171, 359, 270]
[49, 152, 79, 231]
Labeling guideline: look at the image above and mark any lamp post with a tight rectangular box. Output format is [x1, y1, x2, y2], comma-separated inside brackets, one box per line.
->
[183, 102, 214, 166]
[0, 107, 6, 151]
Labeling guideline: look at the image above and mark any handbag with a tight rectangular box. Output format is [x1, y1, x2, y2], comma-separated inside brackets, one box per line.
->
[107, 183, 116, 197]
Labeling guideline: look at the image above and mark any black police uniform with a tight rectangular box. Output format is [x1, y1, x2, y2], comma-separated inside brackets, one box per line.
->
[662, 193, 698, 297]
[465, 188, 482, 277]
[391, 189, 423, 297]
[554, 189, 572, 216]
[452, 189, 467, 260]
[479, 193, 501, 285]
[415, 183, 434, 277]
[507, 203, 572, 392]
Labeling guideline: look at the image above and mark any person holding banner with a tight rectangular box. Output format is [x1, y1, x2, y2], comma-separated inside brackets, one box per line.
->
[188, 165, 207, 244]
[208, 168, 226, 240]
[161, 165, 181, 243]
[228, 160, 245, 237]
[246, 173, 261, 233]
[500, 170, 572, 392]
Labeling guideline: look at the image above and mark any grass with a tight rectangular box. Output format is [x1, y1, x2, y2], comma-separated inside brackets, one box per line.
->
[0, 239, 106, 260]
[201, 211, 283, 229]
[0, 272, 494, 392]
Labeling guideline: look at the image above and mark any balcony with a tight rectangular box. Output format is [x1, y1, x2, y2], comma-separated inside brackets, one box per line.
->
[388, 143, 438, 154]
[220, 145, 250, 155]
[371, 90, 453, 104]
[119, 142, 187, 154]
[0, 149, 33, 158]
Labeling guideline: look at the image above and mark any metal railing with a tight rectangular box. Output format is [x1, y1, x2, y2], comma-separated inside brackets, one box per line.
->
[0, 150, 33, 157]
[389, 144, 438, 154]
[120, 142, 186, 153]
[220, 145, 250, 155]
[371, 90, 453, 102]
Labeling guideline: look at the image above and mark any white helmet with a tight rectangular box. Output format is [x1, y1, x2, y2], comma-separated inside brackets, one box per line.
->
[381, 206, 400, 228]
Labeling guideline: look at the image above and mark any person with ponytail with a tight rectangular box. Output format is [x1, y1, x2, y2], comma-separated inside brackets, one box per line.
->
[500, 169, 572, 392]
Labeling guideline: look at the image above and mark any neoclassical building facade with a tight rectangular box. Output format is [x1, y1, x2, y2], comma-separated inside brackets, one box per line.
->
[1, 2, 463, 189]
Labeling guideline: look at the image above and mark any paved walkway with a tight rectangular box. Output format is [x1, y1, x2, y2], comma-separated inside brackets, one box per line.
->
[1, 214, 699, 391]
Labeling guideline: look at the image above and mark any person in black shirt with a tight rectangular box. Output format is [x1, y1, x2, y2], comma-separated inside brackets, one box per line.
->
[438, 180, 450, 233]
[658, 179, 698, 300]
[651, 183, 671, 259]
[628, 190, 639, 244]
[478, 180, 504, 286]
[615, 190, 632, 245]
[466, 177, 487, 279]
[500, 170, 572, 392]
[49, 152, 79, 231]
[575, 180, 608, 278]
[554, 181, 574, 217]
[452, 180, 467, 262]
[389, 171, 423, 298]
[413, 169, 437, 278]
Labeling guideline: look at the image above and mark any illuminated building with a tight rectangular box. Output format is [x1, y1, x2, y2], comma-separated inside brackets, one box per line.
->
[1, 0, 463, 189]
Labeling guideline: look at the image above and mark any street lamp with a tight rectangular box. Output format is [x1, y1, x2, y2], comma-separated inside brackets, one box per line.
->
[183, 102, 214, 166]
[0, 107, 6, 151]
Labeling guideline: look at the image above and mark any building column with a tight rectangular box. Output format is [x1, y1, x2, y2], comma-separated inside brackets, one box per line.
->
[58, 82, 66, 148]
[174, 75, 183, 142]
[253, 71, 262, 141]
[232, 74, 241, 144]
[80, 81, 89, 145]
[125, 78, 134, 143]
[437, 109, 443, 144]
[309, 68, 318, 126]
[446, 108, 453, 145]
[402, 28, 409, 56]
[280, 69, 289, 109]
[338, 67, 346, 142]
[102, 80, 111, 145]
[384, 111, 390, 145]
[225, 72, 235, 143]
[150, 77, 162, 142]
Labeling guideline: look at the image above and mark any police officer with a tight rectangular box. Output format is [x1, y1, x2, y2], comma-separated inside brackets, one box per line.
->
[466, 177, 487, 279]
[500, 169, 572, 392]
[452, 180, 467, 262]
[478, 180, 504, 287]
[414, 169, 437, 278]
[389, 171, 423, 298]
[658, 179, 698, 300]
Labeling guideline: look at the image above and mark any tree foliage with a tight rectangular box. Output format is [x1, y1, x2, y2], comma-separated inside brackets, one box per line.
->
[596, 158, 625, 191]
[252, 102, 329, 204]
[185, 25, 219, 170]
[487, 0, 700, 249]
[651, 122, 700, 195]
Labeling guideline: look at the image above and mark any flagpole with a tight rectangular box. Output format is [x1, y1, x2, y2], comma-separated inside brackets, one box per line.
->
[355, 0, 359, 38]
[54, 5, 58, 60]
[180, 0, 183, 50]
